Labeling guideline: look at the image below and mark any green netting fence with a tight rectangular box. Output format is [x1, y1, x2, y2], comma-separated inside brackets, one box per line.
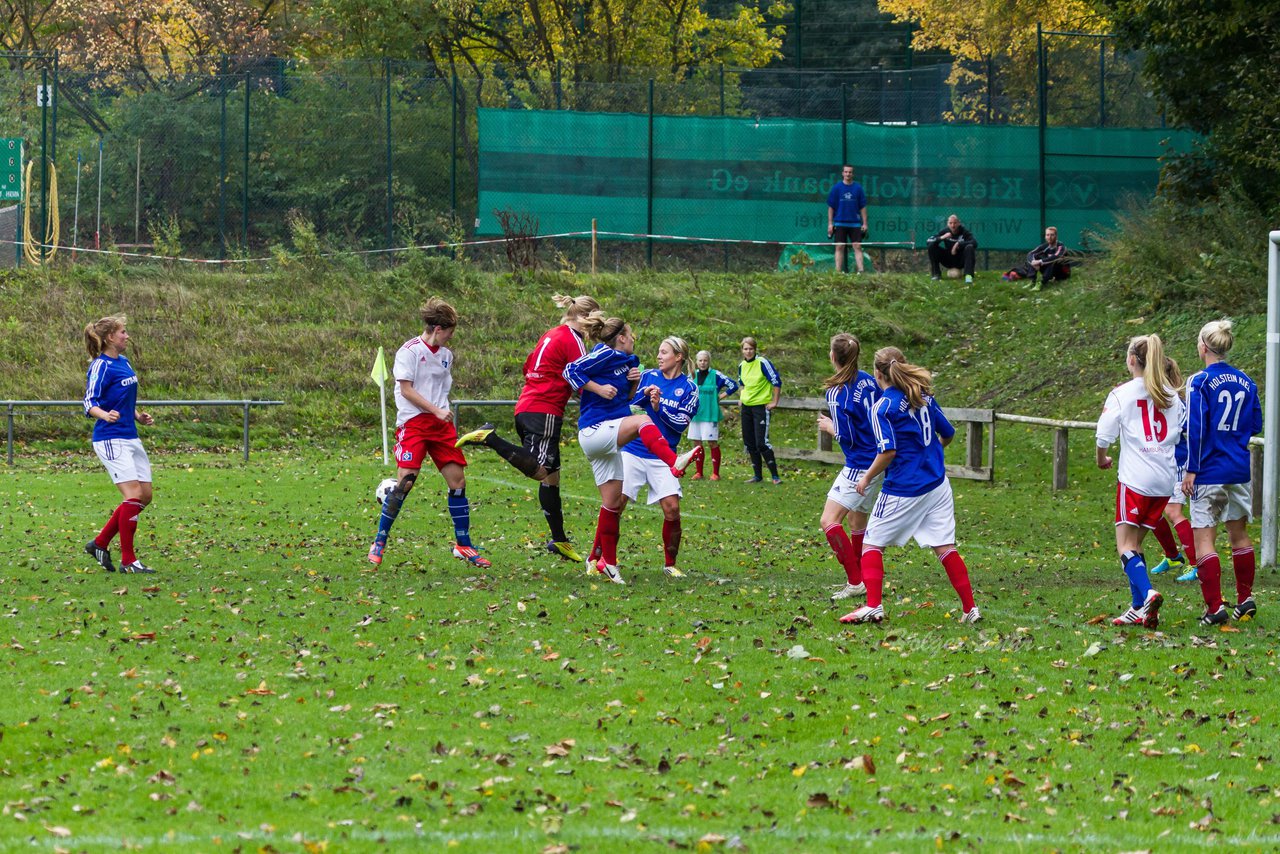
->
[478, 109, 1196, 252]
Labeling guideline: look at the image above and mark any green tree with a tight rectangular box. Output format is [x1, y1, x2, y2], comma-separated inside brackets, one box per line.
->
[1104, 0, 1280, 204]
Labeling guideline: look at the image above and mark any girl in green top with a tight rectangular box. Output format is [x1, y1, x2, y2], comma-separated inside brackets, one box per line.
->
[687, 350, 740, 479]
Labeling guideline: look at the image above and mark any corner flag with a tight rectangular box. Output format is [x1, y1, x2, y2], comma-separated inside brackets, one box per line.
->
[370, 346, 389, 386]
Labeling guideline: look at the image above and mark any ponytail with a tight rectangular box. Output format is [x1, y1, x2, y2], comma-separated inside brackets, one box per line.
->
[84, 315, 126, 359]
[554, 293, 601, 324]
[872, 346, 933, 409]
[580, 310, 628, 345]
[824, 333, 862, 390]
[1129, 334, 1173, 410]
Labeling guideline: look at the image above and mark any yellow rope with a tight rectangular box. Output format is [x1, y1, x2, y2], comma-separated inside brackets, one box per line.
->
[22, 158, 58, 266]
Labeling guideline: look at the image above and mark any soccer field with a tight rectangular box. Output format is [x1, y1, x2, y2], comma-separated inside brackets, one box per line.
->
[3, 430, 1278, 851]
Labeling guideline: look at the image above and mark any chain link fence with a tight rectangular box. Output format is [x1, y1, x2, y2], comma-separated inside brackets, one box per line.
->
[0, 42, 1176, 271]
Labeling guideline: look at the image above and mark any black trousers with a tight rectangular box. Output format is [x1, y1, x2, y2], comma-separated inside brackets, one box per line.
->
[929, 242, 976, 277]
[740, 404, 778, 478]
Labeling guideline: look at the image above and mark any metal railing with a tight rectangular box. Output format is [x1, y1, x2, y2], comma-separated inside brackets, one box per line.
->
[3, 399, 284, 464]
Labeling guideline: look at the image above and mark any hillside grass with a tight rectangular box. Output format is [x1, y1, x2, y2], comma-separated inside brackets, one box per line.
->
[0, 253, 1268, 456]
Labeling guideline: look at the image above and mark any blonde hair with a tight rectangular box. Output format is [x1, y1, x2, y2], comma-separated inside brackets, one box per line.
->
[872, 346, 933, 409]
[824, 333, 861, 390]
[84, 315, 126, 358]
[741, 336, 757, 349]
[1165, 356, 1185, 400]
[695, 349, 711, 363]
[661, 335, 690, 370]
[1128, 334, 1174, 410]
[420, 297, 458, 329]
[580, 311, 628, 345]
[553, 293, 600, 324]
[1199, 319, 1234, 356]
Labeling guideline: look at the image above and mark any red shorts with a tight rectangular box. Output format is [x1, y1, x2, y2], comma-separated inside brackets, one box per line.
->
[394, 414, 467, 471]
[1114, 482, 1169, 529]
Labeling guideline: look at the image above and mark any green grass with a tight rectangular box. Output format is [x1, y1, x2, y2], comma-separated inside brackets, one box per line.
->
[3, 422, 1279, 851]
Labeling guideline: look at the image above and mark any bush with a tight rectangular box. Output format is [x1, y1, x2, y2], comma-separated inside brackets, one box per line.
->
[1095, 187, 1276, 314]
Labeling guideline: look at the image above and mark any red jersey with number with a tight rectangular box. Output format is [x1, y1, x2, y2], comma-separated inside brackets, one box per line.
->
[516, 325, 587, 416]
[1095, 376, 1184, 496]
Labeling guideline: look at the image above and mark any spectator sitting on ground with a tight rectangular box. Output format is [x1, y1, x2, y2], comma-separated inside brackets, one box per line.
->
[926, 214, 978, 283]
[1003, 226, 1070, 289]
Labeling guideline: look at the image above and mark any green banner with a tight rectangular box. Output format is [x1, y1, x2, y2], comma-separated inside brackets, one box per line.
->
[477, 110, 1194, 252]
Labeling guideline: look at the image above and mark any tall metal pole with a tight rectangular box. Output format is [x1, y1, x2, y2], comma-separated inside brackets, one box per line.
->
[243, 70, 250, 249]
[1098, 39, 1106, 128]
[219, 57, 228, 258]
[72, 150, 81, 250]
[1263, 230, 1280, 567]
[384, 57, 394, 254]
[647, 78, 654, 268]
[840, 83, 847, 164]
[39, 65, 47, 262]
[1036, 23, 1047, 235]
[94, 137, 102, 250]
[795, 0, 803, 70]
[50, 51, 58, 162]
[450, 74, 458, 214]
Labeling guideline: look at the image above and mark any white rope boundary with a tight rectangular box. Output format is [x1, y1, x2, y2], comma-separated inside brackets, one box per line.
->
[0, 232, 914, 266]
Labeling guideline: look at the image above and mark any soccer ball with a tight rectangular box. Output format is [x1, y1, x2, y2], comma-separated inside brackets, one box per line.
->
[946, 267, 962, 279]
[375, 478, 398, 506]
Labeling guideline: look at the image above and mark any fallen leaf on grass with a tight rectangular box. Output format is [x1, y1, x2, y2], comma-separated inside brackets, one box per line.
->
[806, 792, 834, 809]
[1086, 614, 1109, 625]
[544, 739, 575, 757]
[43, 826, 71, 838]
[245, 681, 274, 696]
[843, 755, 876, 774]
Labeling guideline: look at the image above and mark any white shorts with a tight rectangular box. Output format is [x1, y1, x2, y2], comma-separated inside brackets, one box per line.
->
[687, 421, 719, 442]
[93, 438, 152, 484]
[578, 419, 624, 484]
[826, 466, 883, 514]
[1189, 481, 1252, 528]
[1169, 465, 1188, 504]
[622, 452, 682, 504]
[866, 479, 956, 549]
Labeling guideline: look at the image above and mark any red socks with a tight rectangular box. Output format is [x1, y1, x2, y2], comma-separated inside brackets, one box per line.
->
[939, 548, 976, 612]
[1151, 517, 1179, 559]
[662, 519, 682, 566]
[710, 445, 722, 476]
[97, 499, 146, 563]
[638, 423, 677, 466]
[862, 547, 884, 607]
[1174, 518, 1196, 563]
[595, 505, 621, 565]
[694, 448, 705, 477]
[823, 523, 861, 585]
[1232, 547, 1255, 603]
[1197, 553, 1223, 611]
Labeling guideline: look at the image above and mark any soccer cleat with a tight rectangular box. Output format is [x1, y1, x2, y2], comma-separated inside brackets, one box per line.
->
[663, 566, 685, 578]
[597, 563, 626, 585]
[831, 582, 867, 601]
[119, 560, 155, 574]
[747, 476, 763, 484]
[1232, 597, 1257, 621]
[839, 604, 885, 624]
[1176, 565, 1199, 583]
[964, 275, 973, 283]
[546, 540, 584, 563]
[771, 476, 782, 485]
[452, 544, 492, 568]
[1112, 607, 1145, 626]
[84, 541, 116, 573]
[1199, 605, 1229, 626]
[454, 423, 495, 449]
[959, 606, 982, 624]
[368, 540, 385, 566]
[691, 473, 703, 480]
[671, 445, 703, 478]
[1150, 553, 1187, 576]
[709, 473, 720, 481]
[1141, 589, 1163, 629]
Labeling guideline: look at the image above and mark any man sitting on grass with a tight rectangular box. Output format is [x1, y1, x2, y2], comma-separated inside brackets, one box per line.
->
[1003, 226, 1070, 289]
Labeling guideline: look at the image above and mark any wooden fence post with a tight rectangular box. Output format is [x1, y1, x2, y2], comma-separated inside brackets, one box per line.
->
[1053, 427, 1069, 491]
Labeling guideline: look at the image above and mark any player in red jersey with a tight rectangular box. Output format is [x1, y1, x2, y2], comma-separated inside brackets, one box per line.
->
[456, 294, 599, 563]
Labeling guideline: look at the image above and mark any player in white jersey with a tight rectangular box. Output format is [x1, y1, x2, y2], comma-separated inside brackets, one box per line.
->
[368, 298, 489, 568]
[1095, 334, 1183, 628]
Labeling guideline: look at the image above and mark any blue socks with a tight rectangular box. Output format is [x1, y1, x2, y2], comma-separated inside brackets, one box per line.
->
[448, 488, 471, 546]
[1122, 551, 1150, 609]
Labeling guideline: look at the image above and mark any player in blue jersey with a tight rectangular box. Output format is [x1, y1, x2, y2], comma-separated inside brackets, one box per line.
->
[618, 336, 700, 578]
[82, 315, 157, 574]
[816, 333, 882, 604]
[839, 346, 980, 625]
[564, 312, 701, 585]
[1181, 320, 1263, 625]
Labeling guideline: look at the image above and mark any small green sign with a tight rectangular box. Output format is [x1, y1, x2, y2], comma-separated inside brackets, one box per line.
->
[0, 139, 22, 202]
